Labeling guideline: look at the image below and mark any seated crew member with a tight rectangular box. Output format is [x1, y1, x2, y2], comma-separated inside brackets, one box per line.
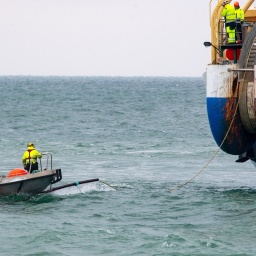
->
[22, 142, 42, 173]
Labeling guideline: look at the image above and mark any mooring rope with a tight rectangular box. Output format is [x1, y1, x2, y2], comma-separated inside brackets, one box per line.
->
[99, 180, 117, 190]
[170, 78, 242, 192]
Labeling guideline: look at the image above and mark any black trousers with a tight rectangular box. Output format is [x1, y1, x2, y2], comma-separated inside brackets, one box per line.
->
[24, 163, 39, 173]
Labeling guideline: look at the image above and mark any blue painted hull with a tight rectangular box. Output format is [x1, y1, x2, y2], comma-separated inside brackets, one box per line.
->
[207, 97, 256, 155]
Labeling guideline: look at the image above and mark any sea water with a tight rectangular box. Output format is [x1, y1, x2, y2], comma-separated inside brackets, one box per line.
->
[0, 76, 256, 256]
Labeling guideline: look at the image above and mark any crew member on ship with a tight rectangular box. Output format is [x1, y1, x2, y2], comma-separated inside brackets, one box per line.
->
[222, 1, 236, 44]
[22, 142, 42, 173]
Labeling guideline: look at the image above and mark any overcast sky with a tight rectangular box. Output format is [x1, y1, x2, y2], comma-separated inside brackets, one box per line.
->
[0, 0, 253, 77]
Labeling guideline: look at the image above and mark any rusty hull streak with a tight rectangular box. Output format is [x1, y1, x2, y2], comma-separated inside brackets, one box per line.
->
[223, 75, 243, 148]
[232, 73, 238, 94]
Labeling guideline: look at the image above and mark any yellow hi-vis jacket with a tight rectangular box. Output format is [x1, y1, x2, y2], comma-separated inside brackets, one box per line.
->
[22, 146, 42, 165]
[222, 4, 236, 22]
[235, 8, 244, 21]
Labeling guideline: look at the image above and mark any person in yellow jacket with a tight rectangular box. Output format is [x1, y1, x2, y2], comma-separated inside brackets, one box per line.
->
[222, 1, 236, 44]
[234, 1, 244, 41]
[22, 142, 42, 173]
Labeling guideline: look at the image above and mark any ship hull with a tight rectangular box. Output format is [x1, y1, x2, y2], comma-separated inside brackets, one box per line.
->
[206, 64, 256, 155]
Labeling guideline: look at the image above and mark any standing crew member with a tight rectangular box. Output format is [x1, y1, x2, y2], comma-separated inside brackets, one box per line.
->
[222, 1, 236, 44]
[22, 142, 42, 173]
[234, 1, 244, 41]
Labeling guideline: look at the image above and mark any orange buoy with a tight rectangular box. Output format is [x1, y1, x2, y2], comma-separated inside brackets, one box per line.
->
[7, 168, 28, 178]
